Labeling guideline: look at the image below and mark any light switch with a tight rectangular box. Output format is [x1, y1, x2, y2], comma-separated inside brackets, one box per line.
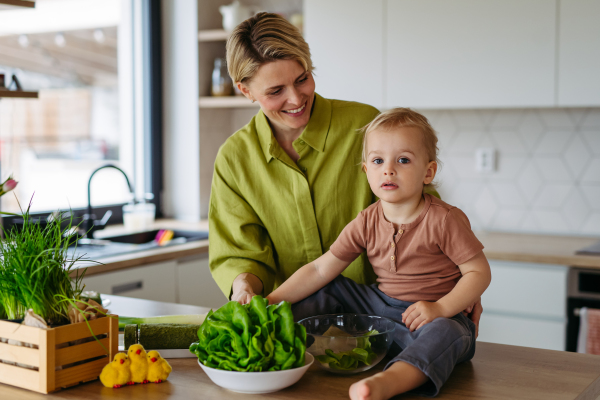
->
[475, 148, 496, 172]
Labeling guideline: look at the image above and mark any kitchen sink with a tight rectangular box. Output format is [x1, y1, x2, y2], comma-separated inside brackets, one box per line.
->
[68, 229, 208, 261]
[101, 229, 208, 244]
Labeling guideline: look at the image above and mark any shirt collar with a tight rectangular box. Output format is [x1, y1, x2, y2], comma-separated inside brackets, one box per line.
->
[378, 194, 433, 232]
[255, 93, 332, 163]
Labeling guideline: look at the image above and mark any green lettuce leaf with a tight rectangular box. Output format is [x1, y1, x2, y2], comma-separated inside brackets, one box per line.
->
[190, 295, 306, 372]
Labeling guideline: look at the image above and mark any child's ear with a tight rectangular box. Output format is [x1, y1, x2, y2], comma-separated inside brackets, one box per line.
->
[362, 162, 367, 173]
[423, 161, 438, 184]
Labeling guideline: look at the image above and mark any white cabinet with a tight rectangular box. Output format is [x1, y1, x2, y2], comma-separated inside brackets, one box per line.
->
[304, 0, 384, 108]
[176, 254, 227, 310]
[82, 261, 178, 303]
[386, 0, 556, 109]
[558, 0, 600, 106]
[478, 261, 568, 351]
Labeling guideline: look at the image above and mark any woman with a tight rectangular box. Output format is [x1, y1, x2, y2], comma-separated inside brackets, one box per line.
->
[208, 12, 482, 332]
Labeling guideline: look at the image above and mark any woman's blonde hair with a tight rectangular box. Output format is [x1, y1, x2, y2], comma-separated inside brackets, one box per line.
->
[361, 108, 441, 190]
[226, 12, 313, 83]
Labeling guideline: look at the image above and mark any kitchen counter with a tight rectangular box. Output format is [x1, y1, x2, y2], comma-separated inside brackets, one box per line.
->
[1, 296, 599, 399]
[74, 219, 600, 278]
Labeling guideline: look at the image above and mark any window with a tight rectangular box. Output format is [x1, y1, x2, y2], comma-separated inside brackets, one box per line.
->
[0, 0, 161, 218]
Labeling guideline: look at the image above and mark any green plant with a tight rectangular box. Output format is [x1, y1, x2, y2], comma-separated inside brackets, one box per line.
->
[0, 204, 88, 325]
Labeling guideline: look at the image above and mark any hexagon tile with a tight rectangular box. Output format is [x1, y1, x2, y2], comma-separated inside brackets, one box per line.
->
[423, 107, 600, 236]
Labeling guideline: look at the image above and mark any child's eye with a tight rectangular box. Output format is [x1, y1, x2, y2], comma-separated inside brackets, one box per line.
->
[398, 157, 410, 164]
[373, 158, 383, 165]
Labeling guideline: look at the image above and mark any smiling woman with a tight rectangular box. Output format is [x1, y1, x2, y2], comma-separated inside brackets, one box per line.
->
[208, 12, 381, 304]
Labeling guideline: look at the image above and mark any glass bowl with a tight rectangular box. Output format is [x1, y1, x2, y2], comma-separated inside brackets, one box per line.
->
[298, 314, 395, 375]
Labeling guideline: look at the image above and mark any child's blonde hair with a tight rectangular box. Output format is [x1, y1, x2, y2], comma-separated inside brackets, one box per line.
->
[361, 108, 441, 191]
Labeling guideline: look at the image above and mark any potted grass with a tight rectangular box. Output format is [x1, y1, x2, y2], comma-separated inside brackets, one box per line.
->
[0, 186, 119, 394]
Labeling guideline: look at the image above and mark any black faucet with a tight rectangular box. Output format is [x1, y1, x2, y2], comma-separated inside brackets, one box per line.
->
[84, 164, 134, 238]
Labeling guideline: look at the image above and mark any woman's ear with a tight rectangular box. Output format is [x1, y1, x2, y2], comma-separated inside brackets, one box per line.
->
[236, 82, 254, 102]
[423, 161, 438, 184]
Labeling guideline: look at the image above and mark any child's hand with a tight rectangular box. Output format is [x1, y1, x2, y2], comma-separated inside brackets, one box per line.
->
[402, 301, 446, 332]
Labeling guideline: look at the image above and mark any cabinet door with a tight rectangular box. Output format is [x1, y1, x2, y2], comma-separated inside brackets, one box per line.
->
[176, 255, 227, 310]
[481, 261, 568, 319]
[386, 0, 556, 108]
[81, 261, 178, 303]
[478, 313, 565, 351]
[304, 0, 384, 108]
[558, 0, 600, 106]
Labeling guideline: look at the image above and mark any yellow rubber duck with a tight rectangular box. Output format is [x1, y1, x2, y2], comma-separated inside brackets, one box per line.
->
[128, 344, 149, 384]
[147, 350, 172, 383]
[100, 353, 131, 388]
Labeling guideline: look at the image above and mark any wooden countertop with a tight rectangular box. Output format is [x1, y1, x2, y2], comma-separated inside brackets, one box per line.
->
[2, 296, 600, 399]
[2, 342, 599, 399]
[74, 219, 600, 277]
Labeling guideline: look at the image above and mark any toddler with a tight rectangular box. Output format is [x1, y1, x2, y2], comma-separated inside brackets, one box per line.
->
[267, 108, 492, 400]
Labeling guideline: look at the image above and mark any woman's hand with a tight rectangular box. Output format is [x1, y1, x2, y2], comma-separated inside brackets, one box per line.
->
[402, 301, 446, 332]
[231, 273, 263, 305]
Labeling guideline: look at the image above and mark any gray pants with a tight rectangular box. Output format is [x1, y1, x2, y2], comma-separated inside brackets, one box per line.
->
[292, 275, 476, 397]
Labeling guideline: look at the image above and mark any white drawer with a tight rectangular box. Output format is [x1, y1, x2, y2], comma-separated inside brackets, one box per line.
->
[478, 313, 566, 351]
[176, 255, 227, 310]
[481, 261, 568, 319]
[82, 261, 177, 303]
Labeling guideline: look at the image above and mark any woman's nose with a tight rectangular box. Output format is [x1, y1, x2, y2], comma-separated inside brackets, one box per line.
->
[287, 87, 302, 106]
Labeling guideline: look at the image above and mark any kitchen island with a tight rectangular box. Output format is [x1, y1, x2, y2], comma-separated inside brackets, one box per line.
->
[1, 296, 599, 400]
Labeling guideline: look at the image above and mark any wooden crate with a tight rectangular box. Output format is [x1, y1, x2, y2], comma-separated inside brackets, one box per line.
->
[0, 315, 118, 394]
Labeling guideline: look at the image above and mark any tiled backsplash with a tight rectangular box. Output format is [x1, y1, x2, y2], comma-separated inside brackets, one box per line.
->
[421, 108, 600, 236]
[202, 107, 600, 237]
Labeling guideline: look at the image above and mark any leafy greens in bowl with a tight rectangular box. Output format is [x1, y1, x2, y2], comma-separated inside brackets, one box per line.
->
[190, 296, 307, 372]
[298, 314, 395, 374]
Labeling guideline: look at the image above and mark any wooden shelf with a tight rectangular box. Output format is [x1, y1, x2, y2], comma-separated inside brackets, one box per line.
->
[0, 0, 35, 9]
[199, 96, 259, 108]
[198, 29, 229, 42]
[0, 90, 38, 98]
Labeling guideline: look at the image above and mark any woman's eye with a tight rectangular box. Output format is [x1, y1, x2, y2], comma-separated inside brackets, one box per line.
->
[298, 76, 308, 84]
[269, 89, 281, 95]
[398, 157, 410, 164]
[373, 158, 383, 165]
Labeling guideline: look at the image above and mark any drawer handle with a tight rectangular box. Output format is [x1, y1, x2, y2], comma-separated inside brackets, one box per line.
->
[112, 281, 143, 294]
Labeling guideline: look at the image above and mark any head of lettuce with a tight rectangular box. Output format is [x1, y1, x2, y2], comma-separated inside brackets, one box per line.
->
[190, 296, 306, 372]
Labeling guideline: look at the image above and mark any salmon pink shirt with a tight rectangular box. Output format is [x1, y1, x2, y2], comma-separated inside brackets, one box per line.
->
[330, 194, 484, 303]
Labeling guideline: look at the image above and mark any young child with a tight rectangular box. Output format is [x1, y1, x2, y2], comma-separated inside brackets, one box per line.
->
[266, 108, 492, 400]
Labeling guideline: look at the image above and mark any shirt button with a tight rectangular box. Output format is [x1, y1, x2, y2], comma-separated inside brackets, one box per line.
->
[298, 140, 305, 145]
[391, 255, 395, 261]
[398, 229, 404, 234]
[391, 242, 395, 248]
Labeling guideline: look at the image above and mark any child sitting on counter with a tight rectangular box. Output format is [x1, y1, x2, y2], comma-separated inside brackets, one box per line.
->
[267, 108, 492, 400]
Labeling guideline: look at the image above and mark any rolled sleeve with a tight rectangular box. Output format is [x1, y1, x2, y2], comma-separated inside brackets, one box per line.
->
[208, 152, 277, 297]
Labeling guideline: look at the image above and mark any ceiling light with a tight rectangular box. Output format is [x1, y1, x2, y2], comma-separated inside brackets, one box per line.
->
[93, 28, 105, 44]
[54, 32, 66, 47]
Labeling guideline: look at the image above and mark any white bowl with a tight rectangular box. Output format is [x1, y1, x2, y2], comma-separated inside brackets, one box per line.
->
[198, 352, 314, 394]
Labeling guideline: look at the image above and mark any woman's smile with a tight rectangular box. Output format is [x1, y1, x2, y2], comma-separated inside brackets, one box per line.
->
[281, 102, 307, 117]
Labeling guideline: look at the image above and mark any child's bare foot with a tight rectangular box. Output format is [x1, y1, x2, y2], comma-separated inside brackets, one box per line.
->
[349, 361, 429, 400]
[349, 375, 386, 400]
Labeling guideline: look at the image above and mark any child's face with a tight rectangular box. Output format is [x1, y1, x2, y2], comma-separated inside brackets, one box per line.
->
[363, 127, 437, 205]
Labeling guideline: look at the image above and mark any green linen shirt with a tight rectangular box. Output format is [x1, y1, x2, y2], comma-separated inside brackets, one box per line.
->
[209, 93, 380, 298]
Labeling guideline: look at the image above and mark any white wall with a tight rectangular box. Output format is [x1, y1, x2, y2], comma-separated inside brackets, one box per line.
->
[161, 0, 200, 221]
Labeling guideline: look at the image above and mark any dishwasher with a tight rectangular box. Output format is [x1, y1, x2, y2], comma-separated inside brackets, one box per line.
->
[566, 268, 600, 352]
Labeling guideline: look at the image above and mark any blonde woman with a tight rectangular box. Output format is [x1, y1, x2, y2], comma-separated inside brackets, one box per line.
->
[208, 13, 483, 334]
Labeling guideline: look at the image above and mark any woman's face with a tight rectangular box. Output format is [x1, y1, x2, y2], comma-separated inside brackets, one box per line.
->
[239, 59, 315, 134]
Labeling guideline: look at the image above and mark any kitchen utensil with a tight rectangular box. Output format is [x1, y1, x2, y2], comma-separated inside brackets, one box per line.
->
[219, 1, 257, 32]
[198, 352, 314, 393]
[298, 314, 395, 375]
